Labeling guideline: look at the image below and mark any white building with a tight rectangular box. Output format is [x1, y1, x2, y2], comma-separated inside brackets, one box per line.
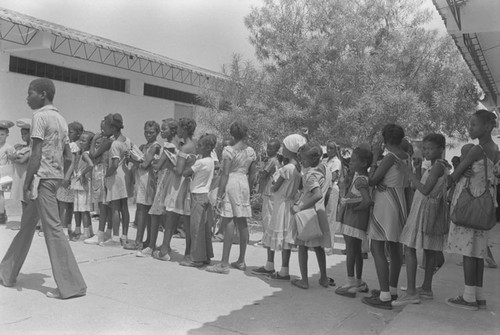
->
[0, 8, 226, 145]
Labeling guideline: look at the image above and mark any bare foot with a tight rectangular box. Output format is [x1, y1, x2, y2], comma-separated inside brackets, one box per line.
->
[319, 278, 329, 288]
[291, 279, 309, 289]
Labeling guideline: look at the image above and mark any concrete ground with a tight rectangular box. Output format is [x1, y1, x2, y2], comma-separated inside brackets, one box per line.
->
[0, 201, 499, 335]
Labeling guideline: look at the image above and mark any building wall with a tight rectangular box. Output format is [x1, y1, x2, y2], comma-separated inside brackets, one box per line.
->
[0, 42, 203, 146]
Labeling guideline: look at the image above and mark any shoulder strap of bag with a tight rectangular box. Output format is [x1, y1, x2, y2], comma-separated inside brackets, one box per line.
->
[478, 144, 490, 190]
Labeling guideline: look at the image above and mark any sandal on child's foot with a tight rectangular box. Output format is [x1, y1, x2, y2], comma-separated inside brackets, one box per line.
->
[416, 287, 433, 299]
[251, 266, 275, 276]
[335, 285, 357, 298]
[391, 293, 421, 307]
[152, 250, 171, 261]
[319, 278, 330, 288]
[266, 272, 290, 281]
[362, 296, 393, 310]
[206, 264, 230, 274]
[357, 282, 369, 293]
[291, 279, 309, 289]
[327, 277, 336, 287]
[230, 262, 246, 271]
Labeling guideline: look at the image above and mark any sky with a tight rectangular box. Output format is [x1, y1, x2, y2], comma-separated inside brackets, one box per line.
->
[0, 0, 446, 73]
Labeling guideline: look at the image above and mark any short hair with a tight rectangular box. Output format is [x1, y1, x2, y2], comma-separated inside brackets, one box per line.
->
[104, 113, 124, 130]
[474, 109, 497, 128]
[199, 133, 217, 152]
[422, 133, 446, 149]
[352, 147, 373, 168]
[68, 121, 84, 134]
[144, 120, 160, 133]
[268, 138, 281, 149]
[162, 118, 178, 134]
[382, 124, 405, 146]
[298, 141, 323, 167]
[0, 128, 8, 134]
[178, 118, 196, 137]
[229, 121, 248, 141]
[30, 78, 56, 101]
[400, 138, 414, 155]
[81, 130, 95, 142]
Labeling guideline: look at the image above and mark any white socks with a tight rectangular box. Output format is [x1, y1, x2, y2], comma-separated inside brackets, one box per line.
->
[264, 261, 274, 271]
[279, 267, 289, 277]
[380, 291, 391, 302]
[463, 285, 476, 303]
[475, 286, 484, 301]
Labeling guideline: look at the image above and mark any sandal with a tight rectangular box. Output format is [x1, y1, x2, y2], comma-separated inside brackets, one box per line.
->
[152, 250, 171, 261]
[267, 272, 290, 280]
[230, 262, 247, 271]
[327, 277, 336, 287]
[335, 285, 357, 298]
[206, 264, 230, 274]
[291, 279, 309, 289]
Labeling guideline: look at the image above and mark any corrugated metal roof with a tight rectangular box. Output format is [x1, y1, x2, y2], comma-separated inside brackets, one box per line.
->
[0, 7, 227, 81]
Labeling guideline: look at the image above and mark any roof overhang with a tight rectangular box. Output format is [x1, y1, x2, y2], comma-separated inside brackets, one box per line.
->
[433, 0, 500, 111]
[0, 7, 228, 88]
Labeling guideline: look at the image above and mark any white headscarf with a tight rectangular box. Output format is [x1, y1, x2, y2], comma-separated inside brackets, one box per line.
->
[283, 134, 307, 153]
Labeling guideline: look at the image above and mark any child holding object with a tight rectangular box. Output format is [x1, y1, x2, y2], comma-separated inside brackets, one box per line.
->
[291, 142, 331, 289]
[124, 121, 161, 250]
[392, 134, 449, 306]
[335, 147, 372, 298]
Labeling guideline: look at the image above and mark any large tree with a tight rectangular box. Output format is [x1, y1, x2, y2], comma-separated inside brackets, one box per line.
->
[199, 0, 478, 149]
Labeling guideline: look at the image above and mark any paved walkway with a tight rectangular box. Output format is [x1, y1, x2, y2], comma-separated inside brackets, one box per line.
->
[0, 202, 499, 334]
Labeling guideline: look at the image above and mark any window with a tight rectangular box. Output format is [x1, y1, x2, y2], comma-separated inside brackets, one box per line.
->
[9, 56, 126, 92]
[143, 83, 201, 105]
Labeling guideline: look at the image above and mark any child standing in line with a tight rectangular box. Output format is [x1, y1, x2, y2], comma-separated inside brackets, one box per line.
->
[206, 122, 257, 274]
[153, 118, 197, 262]
[57, 121, 82, 238]
[71, 131, 95, 241]
[102, 113, 131, 247]
[124, 121, 161, 250]
[9, 119, 31, 217]
[323, 140, 342, 254]
[291, 142, 331, 289]
[181, 134, 217, 267]
[446, 110, 499, 311]
[362, 124, 409, 310]
[392, 133, 449, 306]
[253, 134, 304, 279]
[257, 139, 281, 245]
[138, 119, 179, 257]
[335, 147, 372, 297]
[84, 120, 113, 245]
[0, 121, 15, 225]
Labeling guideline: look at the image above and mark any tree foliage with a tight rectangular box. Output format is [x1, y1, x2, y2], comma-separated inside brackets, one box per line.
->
[198, 0, 479, 150]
